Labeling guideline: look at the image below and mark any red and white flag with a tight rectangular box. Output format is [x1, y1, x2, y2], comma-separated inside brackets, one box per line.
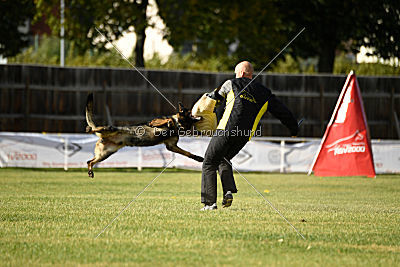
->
[308, 71, 375, 177]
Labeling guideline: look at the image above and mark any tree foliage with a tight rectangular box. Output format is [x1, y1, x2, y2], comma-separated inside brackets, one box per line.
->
[276, 0, 400, 73]
[156, 0, 286, 70]
[0, 0, 36, 57]
[354, 0, 400, 61]
[158, 0, 399, 73]
[5, 0, 399, 74]
[271, 54, 400, 76]
[34, 0, 148, 67]
[9, 36, 399, 75]
[8, 36, 131, 67]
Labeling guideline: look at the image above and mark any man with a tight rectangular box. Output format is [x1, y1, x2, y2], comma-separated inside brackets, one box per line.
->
[201, 61, 298, 210]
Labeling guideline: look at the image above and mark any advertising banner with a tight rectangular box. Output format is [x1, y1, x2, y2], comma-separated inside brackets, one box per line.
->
[0, 132, 399, 174]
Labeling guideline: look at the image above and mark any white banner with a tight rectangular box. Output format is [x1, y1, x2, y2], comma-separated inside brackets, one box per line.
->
[0, 132, 399, 174]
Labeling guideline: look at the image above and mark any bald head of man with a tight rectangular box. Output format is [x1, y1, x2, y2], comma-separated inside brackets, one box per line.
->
[234, 61, 254, 79]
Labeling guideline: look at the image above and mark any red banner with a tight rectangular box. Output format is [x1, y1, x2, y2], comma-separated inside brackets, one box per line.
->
[309, 71, 375, 177]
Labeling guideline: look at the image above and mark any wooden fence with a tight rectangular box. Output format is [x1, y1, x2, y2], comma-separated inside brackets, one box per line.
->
[0, 64, 399, 138]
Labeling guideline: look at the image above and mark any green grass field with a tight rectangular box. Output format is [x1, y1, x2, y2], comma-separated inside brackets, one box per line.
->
[0, 168, 399, 266]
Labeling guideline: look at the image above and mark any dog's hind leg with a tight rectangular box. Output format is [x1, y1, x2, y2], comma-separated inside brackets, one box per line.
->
[87, 139, 120, 178]
[164, 139, 204, 162]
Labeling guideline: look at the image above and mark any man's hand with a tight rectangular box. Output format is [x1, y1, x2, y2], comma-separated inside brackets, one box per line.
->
[206, 87, 223, 104]
[291, 118, 304, 138]
[297, 118, 304, 127]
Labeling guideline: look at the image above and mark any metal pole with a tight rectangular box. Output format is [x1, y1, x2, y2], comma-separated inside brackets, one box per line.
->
[60, 0, 65, 67]
[280, 140, 285, 173]
[63, 137, 68, 171]
[138, 147, 142, 171]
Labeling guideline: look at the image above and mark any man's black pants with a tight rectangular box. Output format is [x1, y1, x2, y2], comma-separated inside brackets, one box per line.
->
[201, 131, 248, 204]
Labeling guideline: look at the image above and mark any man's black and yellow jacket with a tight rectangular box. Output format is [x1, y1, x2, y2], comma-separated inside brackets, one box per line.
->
[210, 77, 298, 139]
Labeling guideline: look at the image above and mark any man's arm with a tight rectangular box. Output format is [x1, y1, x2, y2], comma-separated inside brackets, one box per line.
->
[206, 80, 232, 104]
[267, 94, 299, 136]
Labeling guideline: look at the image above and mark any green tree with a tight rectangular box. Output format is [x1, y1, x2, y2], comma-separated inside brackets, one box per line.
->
[0, 0, 36, 57]
[156, 0, 286, 70]
[8, 36, 131, 67]
[354, 0, 400, 63]
[158, 0, 399, 73]
[276, 0, 400, 73]
[34, 0, 148, 67]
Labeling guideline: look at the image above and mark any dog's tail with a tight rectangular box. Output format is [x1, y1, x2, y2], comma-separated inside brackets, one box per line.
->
[86, 93, 96, 131]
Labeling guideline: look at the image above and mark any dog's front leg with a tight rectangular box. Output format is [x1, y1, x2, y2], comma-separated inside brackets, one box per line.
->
[165, 143, 204, 162]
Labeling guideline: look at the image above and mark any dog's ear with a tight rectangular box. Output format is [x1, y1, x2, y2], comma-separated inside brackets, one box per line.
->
[178, 102, 184, 113]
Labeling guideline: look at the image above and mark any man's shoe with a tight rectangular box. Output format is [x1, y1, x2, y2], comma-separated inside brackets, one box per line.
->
[200, 203, 217, 210]
[222, 191, 233, 208]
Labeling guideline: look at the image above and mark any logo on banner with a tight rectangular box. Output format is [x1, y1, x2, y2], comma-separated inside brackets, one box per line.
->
[268, 150, 281, 164]
[7, 151, 37, 161]
[235, 149, 252, 164]
[55, 143, 82, 157]
[326, 130, 366, 156]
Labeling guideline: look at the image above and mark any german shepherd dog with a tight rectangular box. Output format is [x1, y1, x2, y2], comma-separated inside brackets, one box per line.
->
[85, 93, 204, 178]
